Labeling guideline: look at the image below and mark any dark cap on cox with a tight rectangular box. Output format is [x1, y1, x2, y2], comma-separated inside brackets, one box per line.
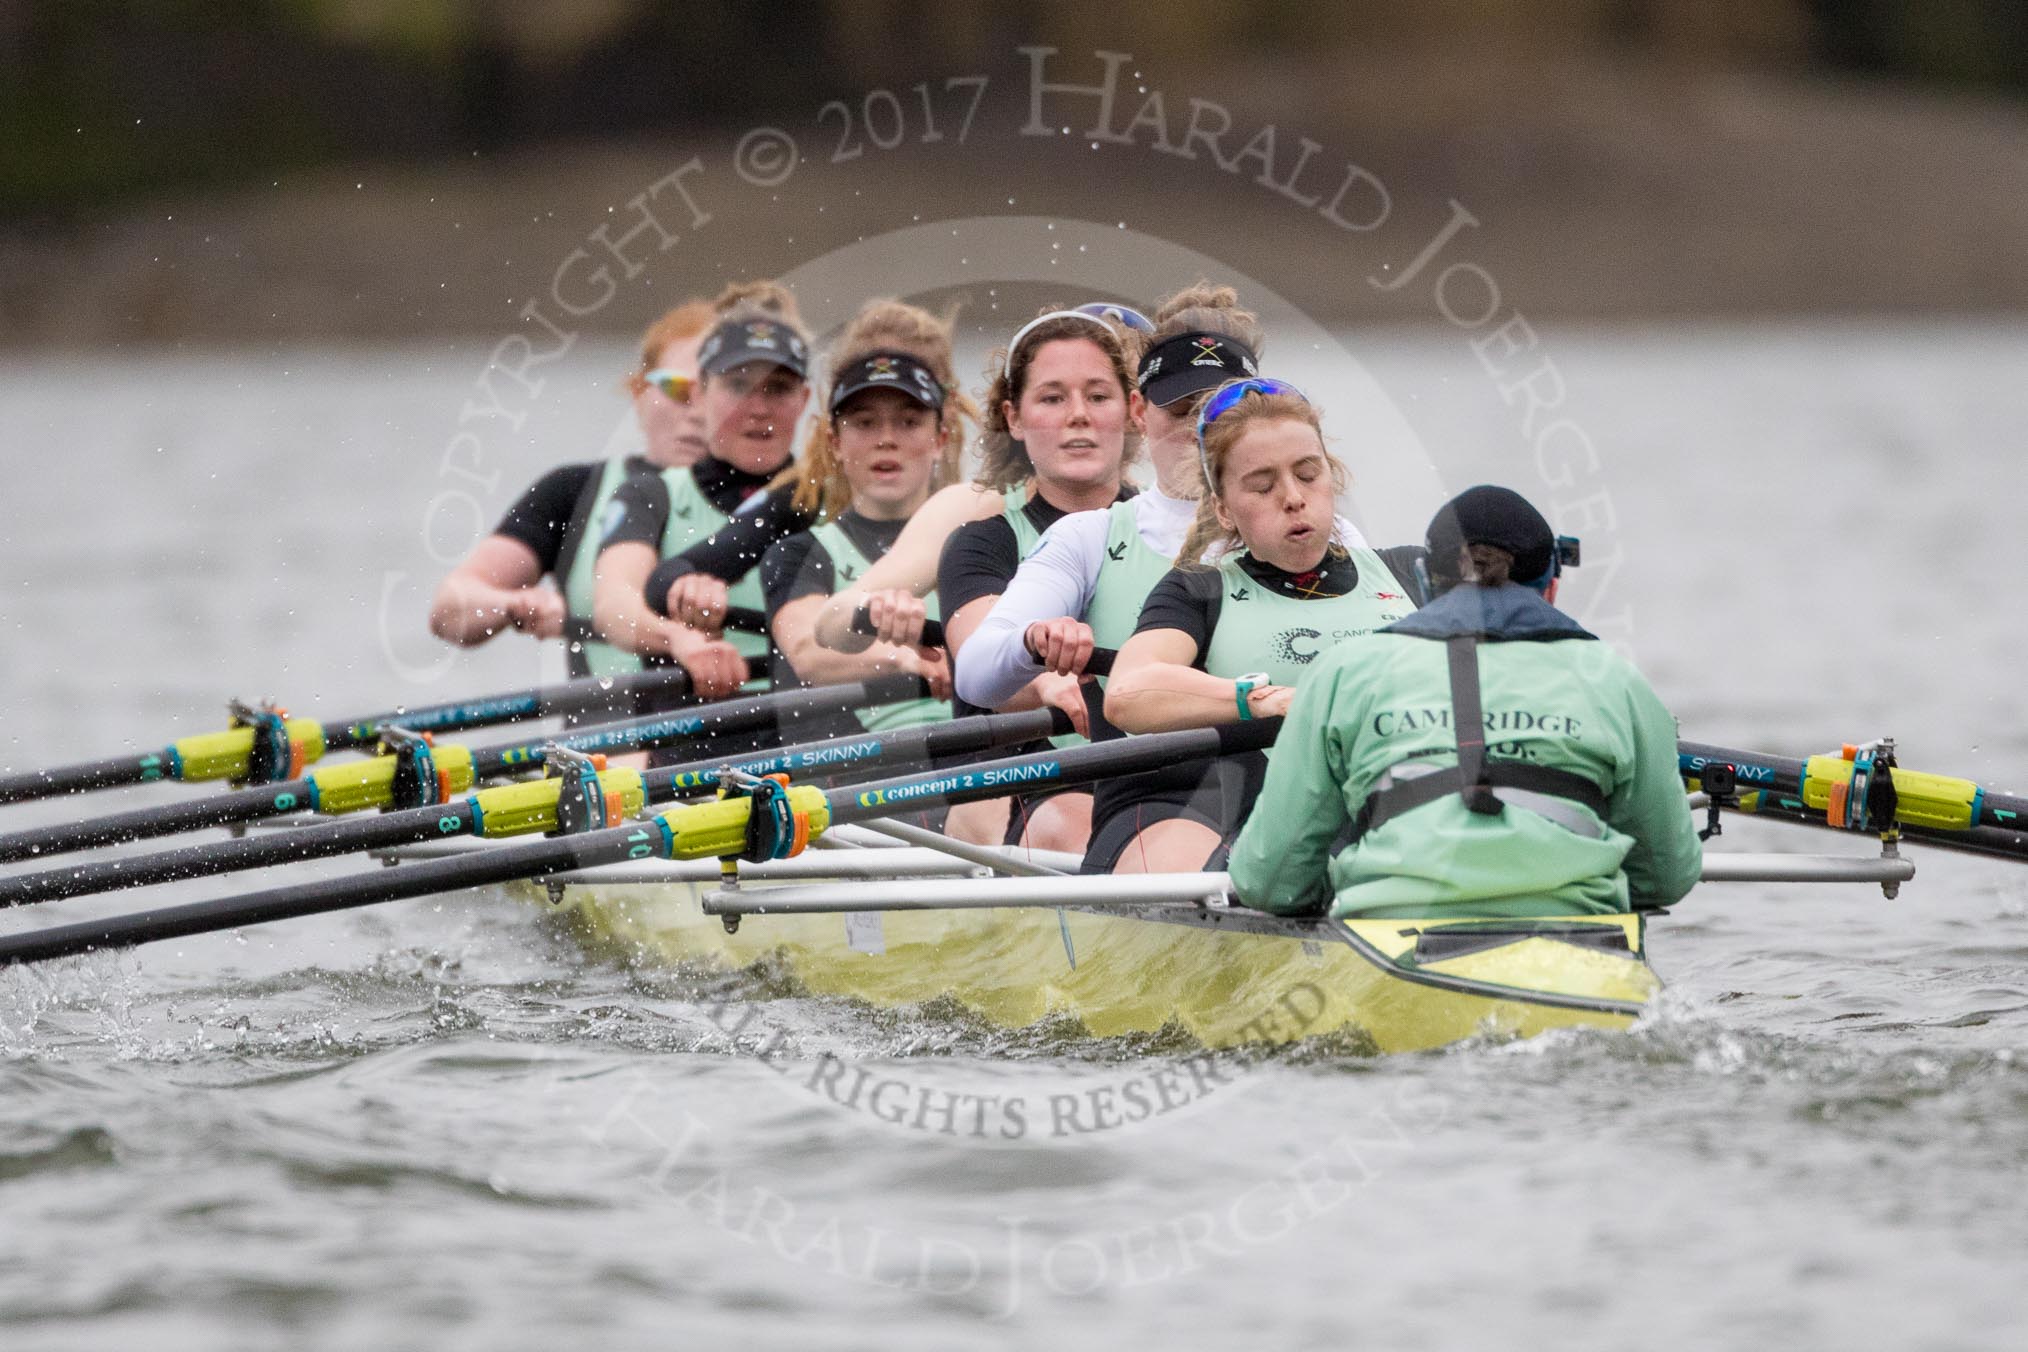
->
[1137, 332, 1259, 408]
[1425, 485, 1557, 585]
[700, 317, 810, 379]
[829, 351, 945, 414]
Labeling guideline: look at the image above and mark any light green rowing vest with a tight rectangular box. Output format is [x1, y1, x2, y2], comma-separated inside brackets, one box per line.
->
[558, 458, 655, 678]
[659, 470, 772, 675]
[809, 519, 951, 734]
[1003, 486, 1043, 558]
[1204, 549, 1419, 689]
[1083, 499, 1174, 656]
[558, 460, 771, 679]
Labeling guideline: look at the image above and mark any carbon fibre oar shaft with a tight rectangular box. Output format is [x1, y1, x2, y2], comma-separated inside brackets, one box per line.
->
[0, 667, 695, 807]
[0, 719, 1277, 967]
[1716, 792, 2028, 864]
[0, 707, 1065, 907]
[1680, 740, 2028, 835]
[0, 675, 925, 865]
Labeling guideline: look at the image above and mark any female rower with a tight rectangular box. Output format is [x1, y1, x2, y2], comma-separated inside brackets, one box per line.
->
[759, 300, 974, 738]
[633, 298, 1080, 657]
[427, 297, 714, 667]
[637, 305, 1146, 716]
[819, 306, 1145, 850]
[952, 285, 1275, 866]
[1227, 485, 1703, 919]
[954, 284, 1265, 712]
[588, 281, 810, 699]
[1101, 378, 1423, 872]
[807, 302, 1152, 664]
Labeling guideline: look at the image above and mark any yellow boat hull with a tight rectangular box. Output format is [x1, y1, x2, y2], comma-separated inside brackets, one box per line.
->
[531, 877, 1658, 1054]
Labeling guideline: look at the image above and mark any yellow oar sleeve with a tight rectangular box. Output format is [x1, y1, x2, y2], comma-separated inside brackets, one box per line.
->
[654, 784, 830, 861]
[1802, 753, 1980, 831]
[469, 769, 646, 838]
[169, 719, 328, 783]
[306, 745, 478, 815]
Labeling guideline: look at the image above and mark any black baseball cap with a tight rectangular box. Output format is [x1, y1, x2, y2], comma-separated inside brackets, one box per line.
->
[1137, 331, 1259, 408]
[829, 351, 945, 414]
[699, 316, 810, 379]
[1424, 485, 1560, 587]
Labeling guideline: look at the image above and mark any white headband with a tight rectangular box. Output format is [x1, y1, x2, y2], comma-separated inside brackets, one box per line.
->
[1001, 310, 1117, 381]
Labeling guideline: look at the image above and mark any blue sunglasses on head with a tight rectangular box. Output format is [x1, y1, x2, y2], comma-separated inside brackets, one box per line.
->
[1193, 377, 1311, 490]
[1074, 301, 1154, 333]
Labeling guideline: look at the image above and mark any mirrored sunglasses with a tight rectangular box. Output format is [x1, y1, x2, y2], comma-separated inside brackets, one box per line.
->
[643, 368, 696, 403]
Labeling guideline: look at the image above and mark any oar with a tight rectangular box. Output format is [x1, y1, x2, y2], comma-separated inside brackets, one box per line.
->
[562, 608, 773, 648]
[0, 719, 1279, 967]
[0, 707, 1068, 907]
[0, 675, 927, 865]
[1680, 738, 2028, 858]
[1716, 791, 2028, 863]
[848, 604, 948, 651]
[0, 667, 696, 808]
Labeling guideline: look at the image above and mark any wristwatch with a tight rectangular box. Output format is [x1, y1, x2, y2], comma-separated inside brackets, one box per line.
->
[1234, 672, 1270, 720]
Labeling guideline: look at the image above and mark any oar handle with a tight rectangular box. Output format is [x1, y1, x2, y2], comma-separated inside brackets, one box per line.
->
[564, 609, 770, 645]
[566, 609, 773, 675]
[845, 604, 1121, 677]
[849, 603, 947, 651]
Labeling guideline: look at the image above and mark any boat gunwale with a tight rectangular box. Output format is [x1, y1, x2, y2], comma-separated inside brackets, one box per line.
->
[563, 872, 1654, 1023]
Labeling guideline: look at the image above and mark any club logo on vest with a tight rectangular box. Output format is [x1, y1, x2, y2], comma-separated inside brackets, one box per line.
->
[837, 560, 859, 582]
[1229, 585, 1252, 602]
[1106, 541, 1127, 561]
[1272, 627, 1322, 664]
[595, 499, 628, 545]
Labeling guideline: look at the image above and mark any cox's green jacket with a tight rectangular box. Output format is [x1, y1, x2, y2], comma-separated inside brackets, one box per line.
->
[1228, 584, 1703, 918]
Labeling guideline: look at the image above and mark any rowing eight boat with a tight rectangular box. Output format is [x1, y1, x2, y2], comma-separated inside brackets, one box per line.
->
[474, 802, 1700, 1057]
[539, 859, 1657, 1053]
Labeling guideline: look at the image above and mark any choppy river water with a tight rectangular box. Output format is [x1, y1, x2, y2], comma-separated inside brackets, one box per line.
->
[3, 323, 2026, 1350]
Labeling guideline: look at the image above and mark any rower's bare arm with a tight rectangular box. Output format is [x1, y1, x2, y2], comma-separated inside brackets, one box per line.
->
[591, 543, 750, 696]
[429, 536, 562, 644]
[592, 541, 698, 659]
[1106, 630, 1278, 732]
[814, 483, 998, 651]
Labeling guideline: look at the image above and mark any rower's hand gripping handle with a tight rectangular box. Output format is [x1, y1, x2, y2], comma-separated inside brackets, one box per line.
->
[847, 604, 1120, 676]
[848, 602, 947, 651]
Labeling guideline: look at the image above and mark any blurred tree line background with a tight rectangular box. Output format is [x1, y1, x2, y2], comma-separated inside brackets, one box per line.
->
[4, 0, 2025, 221]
